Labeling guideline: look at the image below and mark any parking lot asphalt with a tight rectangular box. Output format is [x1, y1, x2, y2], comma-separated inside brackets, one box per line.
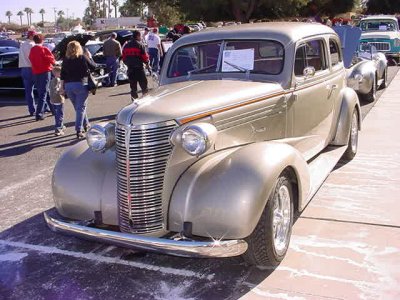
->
[0, 67, 399, 300]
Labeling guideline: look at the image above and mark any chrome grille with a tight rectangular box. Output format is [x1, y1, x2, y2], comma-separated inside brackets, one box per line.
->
[116, 121, 177, 234]
[364, 42, 390, 51]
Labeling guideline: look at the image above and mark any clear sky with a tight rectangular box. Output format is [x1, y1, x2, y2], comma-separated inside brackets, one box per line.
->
[1, 0, 124, 24]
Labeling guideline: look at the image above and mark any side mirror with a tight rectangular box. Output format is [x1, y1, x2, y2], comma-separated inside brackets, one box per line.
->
[303, 66, 316, 78]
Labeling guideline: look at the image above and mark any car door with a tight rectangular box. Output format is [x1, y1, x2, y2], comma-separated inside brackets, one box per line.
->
[289, 38, 334, 160]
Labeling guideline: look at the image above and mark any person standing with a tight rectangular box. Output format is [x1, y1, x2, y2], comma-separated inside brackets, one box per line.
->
[29, 34, 55, 121]
[18, 30, 36, 116]
[122, 30, 150, 100]
[146, 28, 162, 73]
[103, 32, 122, 87]
[49, 66, 66, 136]
[60, 41, 98, 139]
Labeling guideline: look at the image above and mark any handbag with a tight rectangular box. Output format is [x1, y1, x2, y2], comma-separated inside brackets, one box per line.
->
[87, 73, 98, 95]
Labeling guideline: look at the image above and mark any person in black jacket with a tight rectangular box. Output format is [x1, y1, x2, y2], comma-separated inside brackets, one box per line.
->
[60, 41, 98, 139]
[122, 30, 150, 100]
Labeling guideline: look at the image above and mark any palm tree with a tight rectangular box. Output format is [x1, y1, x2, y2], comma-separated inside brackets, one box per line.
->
[39, 9, 45, 23]
[17, 11, 24, 26]
[24, 8, 30, 25]
[111, 0, 119, 18]
[5, 11, 12, 24]
[23, 7, 33, 25]
[57, 10, 65, 23]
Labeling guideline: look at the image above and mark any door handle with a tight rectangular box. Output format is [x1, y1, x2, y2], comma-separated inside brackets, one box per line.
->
[331, 84, 338, 90]
[326, 84, 338, 90]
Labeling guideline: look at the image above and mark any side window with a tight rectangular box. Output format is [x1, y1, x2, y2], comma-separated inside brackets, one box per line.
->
[329, 39, 342, 66]
[294, 39, 327, 76]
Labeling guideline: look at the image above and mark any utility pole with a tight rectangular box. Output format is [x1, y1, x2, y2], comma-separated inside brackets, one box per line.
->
[52, 7, 57, 32]
[66, 8, 69, 30]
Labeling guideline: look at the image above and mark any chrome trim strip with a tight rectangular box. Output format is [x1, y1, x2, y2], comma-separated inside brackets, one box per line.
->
[44, 213, 248, 258]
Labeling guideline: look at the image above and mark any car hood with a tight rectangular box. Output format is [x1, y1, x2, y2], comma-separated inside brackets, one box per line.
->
[52, 33, 95, 60]
[333, 26, 361, 68]
[117, 79, 284, 125]
[360, 31, 400, 40]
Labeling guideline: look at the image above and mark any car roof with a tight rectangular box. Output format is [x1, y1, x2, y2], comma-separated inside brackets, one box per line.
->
[173, 22, 335, 48]
[361, 15, 398, 21]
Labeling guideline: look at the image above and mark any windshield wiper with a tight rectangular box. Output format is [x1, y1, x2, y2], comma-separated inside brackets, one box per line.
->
[187, 64, 216, 79]
[223, 60, 251, 79]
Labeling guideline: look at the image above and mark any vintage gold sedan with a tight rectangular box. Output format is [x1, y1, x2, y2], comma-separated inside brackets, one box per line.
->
[44, 22, 361, 267]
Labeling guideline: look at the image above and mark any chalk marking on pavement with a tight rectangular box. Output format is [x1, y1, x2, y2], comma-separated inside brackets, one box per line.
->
[0, 239, 214, 280]
[0, 252, 28, 262]
[0, 167, 52, 198]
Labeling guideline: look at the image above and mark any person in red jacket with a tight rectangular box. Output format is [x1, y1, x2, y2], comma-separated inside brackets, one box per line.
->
[29, 34, 55, 121]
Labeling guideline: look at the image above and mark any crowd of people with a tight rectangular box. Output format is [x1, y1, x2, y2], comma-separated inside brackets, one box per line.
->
[17, 26, 169, 139]
[19, 30, 100, 138]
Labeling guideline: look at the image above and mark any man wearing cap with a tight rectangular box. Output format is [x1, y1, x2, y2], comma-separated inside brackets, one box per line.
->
[103, 32, 122, 87]
[122, 30, 150, 100]
[18, 30, 36, 116]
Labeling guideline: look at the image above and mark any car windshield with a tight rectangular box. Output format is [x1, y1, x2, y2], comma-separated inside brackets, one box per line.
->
[167, 39, 284, 78]
[360, 20, 398, 32]
[86, 44, 102, 56]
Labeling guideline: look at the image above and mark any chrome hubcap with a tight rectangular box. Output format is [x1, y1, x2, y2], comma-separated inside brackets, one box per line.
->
[272, 185, 291, 256]
[350, 113, 358, 153]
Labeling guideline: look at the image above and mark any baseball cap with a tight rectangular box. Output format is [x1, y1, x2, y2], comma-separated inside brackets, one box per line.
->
[27, 30, 36, 38]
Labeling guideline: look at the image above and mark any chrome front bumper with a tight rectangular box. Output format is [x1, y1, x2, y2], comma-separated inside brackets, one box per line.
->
[44, 212, 248, 258]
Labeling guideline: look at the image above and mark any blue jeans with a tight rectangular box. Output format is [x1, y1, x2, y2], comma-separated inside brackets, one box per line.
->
[33, 71, 51, 118]
[21, 67, 35, 115]
[105, 56, 119, 86]
[53, 104, 64, 130]
[65, 82, 89, 132]
[148, 48, 159, 72]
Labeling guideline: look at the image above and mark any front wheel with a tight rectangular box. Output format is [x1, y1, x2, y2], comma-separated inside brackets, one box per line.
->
[342, 110, 359, 161]
[380, 68, 388, 89]
[243, 171, 294, 266]
[361, 76, 376, 103]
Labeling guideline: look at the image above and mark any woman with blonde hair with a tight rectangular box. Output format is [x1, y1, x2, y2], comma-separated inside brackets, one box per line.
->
[60, 41, 98, 139]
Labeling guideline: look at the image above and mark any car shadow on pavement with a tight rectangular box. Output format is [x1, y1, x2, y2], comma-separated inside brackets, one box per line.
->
[0, 114, 118, 157]
[0, 210, 276, 300]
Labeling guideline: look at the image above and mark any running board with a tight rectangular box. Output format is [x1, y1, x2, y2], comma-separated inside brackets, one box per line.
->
[303, 146, 347, 209]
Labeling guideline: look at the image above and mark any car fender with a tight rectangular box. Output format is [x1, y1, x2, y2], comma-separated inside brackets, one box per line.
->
[52, 140, 118, 225]
[168, 142, 309, 239]
[331, 87, 361, 146]
[348, 60, 376, 94]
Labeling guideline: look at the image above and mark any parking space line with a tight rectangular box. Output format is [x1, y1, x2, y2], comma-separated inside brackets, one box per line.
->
[0, 239, 214, 280]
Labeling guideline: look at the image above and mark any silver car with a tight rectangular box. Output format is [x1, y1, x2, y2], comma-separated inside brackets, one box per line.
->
[45, 22, 361, 266]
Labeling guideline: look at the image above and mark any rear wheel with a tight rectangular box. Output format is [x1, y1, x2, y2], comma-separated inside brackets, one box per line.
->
[243, 171, 294, 266]
[361, 75, 376, 103]
[342, 110, 359, 161]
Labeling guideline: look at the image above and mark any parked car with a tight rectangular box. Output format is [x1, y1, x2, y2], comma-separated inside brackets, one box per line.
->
[0, 51, 23, 90]
[52, 33, 107, 79]
[334, 25, 388, 102]
[359, 15, 400, 64]
[44, 22, 361, 267]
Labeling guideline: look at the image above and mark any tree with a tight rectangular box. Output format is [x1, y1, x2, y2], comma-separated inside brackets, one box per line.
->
[39, 9, 45, 23]
[111, 0, 119, 18]
[366, 0, 400, 14]
[58, 10, 65, 19]
[24, 7, 30, 25]
[5, 11, 12, 24]
[17, 11, 24, 26]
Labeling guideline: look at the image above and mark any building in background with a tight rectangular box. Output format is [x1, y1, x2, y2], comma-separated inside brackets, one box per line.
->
[95, 17, 142, 30]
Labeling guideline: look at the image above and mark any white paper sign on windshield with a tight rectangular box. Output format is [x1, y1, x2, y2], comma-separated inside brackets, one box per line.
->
[379, 25, 388, 31]
[222, 49, 254, 72]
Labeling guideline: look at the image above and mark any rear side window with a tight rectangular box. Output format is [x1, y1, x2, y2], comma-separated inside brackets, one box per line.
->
[329, 39, 342, 66]
[294, 39, 327, 76]
[0, 54, 18, 69]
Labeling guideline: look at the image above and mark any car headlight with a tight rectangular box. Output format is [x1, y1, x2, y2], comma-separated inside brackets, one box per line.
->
[172, 123, 217, 156]
[394, 38, 400, 47]
[86, 123, 115, 152]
